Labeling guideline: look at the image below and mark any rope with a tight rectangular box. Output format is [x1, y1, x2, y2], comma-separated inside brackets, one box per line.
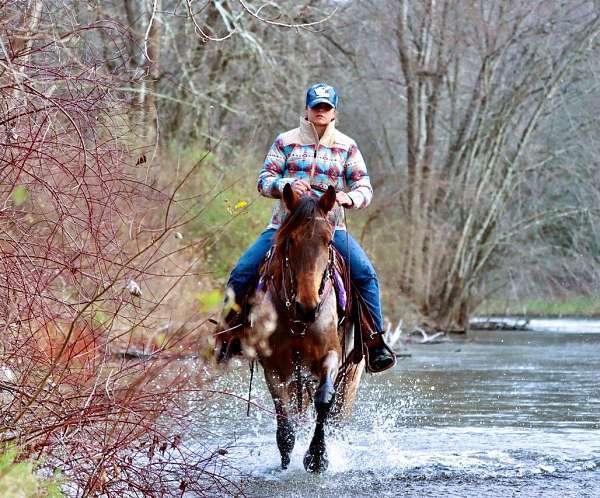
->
[343, 206, 350, 278]
[246, 359, 255, 417]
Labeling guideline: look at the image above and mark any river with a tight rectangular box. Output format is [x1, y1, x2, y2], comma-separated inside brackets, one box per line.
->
[193, 319, 600, 497]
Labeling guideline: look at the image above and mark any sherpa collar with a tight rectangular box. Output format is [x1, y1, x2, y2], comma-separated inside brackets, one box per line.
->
[298, 117, 337, 147]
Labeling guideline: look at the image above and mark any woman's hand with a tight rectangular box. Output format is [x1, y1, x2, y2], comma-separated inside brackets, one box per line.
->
[291, 179, 311, 196]
[336, 191, 353, 208]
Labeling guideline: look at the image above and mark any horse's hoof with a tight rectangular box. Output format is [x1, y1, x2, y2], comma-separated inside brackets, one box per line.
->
[281, 455, 290, 469]
[303, 450, 328, 473]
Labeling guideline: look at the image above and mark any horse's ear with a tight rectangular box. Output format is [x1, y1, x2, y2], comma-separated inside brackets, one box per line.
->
[282, 182, 299, 211]
[319, 185, 337, 213]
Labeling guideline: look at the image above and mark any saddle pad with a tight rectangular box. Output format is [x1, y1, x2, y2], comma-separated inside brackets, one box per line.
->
[333, 268, 347, 311]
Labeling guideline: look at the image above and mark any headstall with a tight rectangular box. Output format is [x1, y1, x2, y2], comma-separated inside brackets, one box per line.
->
[266, 234, 335, 337]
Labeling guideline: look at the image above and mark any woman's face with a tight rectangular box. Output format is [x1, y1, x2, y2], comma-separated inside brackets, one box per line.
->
[306, 103, 335, 127]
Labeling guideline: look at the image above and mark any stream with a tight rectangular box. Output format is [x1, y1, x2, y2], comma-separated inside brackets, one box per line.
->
[191, 319, 600, 497]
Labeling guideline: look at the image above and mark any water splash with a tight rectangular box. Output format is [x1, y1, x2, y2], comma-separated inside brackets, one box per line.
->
[189, 327, 600, 497]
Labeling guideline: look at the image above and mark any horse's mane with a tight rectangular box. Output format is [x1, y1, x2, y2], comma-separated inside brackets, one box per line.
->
[265, 196, 324, 281]
[275, 195, 321, 248]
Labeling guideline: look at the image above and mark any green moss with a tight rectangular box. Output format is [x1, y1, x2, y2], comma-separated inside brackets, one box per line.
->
[0, 447, 62, 497]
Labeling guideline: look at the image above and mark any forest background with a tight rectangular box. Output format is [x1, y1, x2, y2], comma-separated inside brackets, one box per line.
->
[1, 0, 600, 496]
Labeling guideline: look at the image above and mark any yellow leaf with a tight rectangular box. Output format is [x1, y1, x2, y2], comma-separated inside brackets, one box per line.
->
[234, 200, 248, 210]
[154, 333, 166, 348]
[195, 289, 224, 312]
[11, 185, 28, 205]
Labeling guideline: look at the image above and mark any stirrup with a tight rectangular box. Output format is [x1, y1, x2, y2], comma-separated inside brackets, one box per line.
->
[365, 336, 396, 373]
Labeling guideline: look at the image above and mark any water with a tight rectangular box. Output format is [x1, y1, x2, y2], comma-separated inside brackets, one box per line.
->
[192, 320, 600, 497]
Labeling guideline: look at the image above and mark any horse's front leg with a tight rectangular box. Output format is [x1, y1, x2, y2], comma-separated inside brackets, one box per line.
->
[264, 370, 296, 469]
[304, 349, 338, 473]
[274, 399, 295, 469]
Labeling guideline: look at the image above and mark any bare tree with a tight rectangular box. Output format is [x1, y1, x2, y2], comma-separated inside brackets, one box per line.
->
[322, 0, 600, 329]
[480, 44, 600, 305]
[83, 0, 336, 149]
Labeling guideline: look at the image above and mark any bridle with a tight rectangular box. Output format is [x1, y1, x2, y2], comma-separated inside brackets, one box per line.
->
[268, 217, 335, 336]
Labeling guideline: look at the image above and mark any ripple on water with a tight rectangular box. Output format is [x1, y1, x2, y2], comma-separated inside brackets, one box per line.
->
[197, 422, 600, 497]
[190, 327, 600, 497]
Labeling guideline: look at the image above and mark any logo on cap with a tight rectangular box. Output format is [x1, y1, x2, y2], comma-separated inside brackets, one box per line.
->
[314, 87, 330, 98]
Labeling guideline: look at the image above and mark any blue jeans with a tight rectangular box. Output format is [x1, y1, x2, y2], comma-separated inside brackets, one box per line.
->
[227, 228, 384, 332]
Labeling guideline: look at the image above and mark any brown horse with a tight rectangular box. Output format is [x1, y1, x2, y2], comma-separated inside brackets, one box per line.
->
[250, 183, 364, 473]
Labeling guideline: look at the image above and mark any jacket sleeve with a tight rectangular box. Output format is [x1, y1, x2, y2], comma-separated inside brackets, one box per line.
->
[345, 142, 373, 209]
[257, 136, 295, 199]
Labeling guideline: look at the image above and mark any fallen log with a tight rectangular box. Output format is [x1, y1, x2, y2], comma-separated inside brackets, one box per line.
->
[470, 319, 530, 331]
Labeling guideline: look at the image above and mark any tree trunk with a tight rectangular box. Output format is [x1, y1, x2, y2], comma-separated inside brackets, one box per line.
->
[386, 1, 600, 330]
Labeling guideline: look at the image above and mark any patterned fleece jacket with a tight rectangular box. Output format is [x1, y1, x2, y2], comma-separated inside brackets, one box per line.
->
[257, 117, 373, 230]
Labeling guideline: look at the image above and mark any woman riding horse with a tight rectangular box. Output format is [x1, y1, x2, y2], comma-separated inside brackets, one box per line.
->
[222, 83, 395, 373]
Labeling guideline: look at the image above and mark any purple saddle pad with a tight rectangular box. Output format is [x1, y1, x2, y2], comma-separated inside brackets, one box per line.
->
[333, 268, 347, 310]
[256, 276, 267, 294]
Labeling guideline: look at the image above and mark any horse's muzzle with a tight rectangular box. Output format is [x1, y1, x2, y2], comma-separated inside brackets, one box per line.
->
[295, 301, 317, 322]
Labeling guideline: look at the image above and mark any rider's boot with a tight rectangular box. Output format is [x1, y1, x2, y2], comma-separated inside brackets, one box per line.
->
[365, 333, 396, 373]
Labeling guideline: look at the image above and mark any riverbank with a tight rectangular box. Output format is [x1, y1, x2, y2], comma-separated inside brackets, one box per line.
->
[475, 295, 600, 318]
[470, 316, 600, 334]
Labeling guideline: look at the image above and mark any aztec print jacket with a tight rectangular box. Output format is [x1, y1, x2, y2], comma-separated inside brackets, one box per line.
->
[257, 117, 373, 230]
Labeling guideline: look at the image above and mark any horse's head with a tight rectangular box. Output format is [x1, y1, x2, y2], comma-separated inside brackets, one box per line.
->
[274, 183, 336, 322]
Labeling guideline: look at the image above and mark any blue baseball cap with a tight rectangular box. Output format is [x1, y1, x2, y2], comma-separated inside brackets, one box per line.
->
[306, 83, 338, 109]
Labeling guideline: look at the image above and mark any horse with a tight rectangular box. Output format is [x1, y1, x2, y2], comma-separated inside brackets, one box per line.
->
[249, 183, 365, 473]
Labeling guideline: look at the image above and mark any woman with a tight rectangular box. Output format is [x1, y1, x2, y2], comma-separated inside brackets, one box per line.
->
[223, 83, 395, 373]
